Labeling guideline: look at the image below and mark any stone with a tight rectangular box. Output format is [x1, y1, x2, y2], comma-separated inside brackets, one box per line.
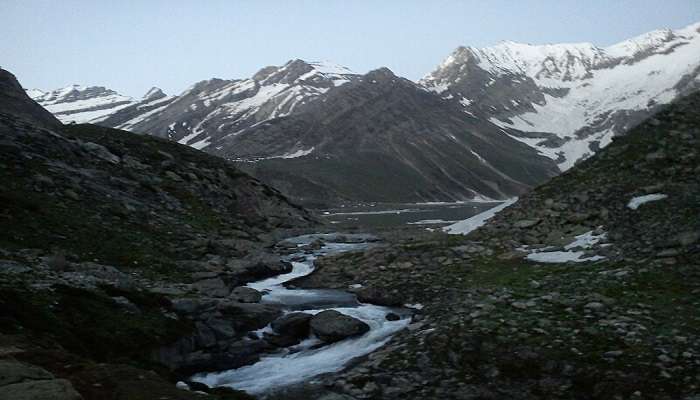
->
[385, 312, 400, 321]
[271, 312, 313, 338]
[673, 231, 700, 247]
[0, 379, 83, 400]
[231, 286, 262, 303]
[0, 360, 54, 386]
[584, 302, 606, 312]
[514, 219, 541, 229]
[205, 318, 237, 340]
[218, 301, 282, 331]
[63, 189, 80, 201]
[310, 310, 370, 343]
[194, 322, 217, 348]
[165, 171, 183, 182]
[354, 286, 402, 307]
[192, 277, 231, 298]
[603, 350, 624, 358]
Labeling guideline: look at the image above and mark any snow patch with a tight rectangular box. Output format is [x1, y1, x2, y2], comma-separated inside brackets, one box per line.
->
[627, 193, 668, 210]
[443, 198, 518, 235]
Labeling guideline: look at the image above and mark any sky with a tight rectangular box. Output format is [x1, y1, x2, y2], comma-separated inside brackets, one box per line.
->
[2, 0, 700, 97]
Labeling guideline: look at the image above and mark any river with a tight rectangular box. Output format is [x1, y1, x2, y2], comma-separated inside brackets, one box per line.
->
[190, 233, 411, 395]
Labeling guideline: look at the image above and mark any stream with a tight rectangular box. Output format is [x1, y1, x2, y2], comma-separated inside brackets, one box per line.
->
[190, 233, 412, 395]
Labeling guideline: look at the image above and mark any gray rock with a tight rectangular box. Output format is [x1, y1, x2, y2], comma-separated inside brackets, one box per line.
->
[0, 379, 82, 400]
[514, 219, 541, 229]
[218, 301, 282, 331]
[205, 318, 237, 340]
[271, 312, 312, 338]
[0, 360, 54, 386]
[193, 277, 231, 298]
[310, 310, 370, 343]
[354, 286, 402, 307]
[673, 230, 700, 247]
[584, 302, 606, 312]
[231, 286, 262, 303]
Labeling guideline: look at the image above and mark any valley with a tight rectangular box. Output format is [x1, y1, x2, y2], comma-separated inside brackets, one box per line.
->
[1, 14, 699, 400]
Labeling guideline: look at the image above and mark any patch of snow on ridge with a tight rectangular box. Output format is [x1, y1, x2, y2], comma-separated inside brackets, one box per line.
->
[565, 230, 607, 250]
[526, 251, 605, 264]
[444, 198, 518, 235]
[523, 229, 608, 264]
[407, 219, 458, 225]
[280, 147, 315, 159]
[627, 193, 668, 210]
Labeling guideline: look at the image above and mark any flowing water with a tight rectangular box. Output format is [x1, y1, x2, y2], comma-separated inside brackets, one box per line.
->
[190, 233, 411, 395]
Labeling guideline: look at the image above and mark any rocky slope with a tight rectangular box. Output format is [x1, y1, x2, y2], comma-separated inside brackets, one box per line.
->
[98, 60, 359, 149]
[0, 67, 319, 400]
[421, 21, 700, 170]
[286, 91, 700, 399]
[229, 68, 558, 205]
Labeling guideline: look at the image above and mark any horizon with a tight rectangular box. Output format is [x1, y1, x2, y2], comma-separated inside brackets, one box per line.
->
[2, 0, 700, 97]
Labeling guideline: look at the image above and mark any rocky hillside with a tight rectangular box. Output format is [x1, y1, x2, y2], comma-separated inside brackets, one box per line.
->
[287, 91, 700, 399]
[2, 71, 61, 130]
[422, 22, 700, 170]
[0, 68, 318, 400]
[230, 68, 558, 205]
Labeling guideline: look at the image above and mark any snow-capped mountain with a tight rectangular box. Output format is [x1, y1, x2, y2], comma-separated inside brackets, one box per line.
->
[421, 22, 700, 170]
[99, 59, 360, 150]
[228, 68, 558, 204]
[27, 85, 138, 124]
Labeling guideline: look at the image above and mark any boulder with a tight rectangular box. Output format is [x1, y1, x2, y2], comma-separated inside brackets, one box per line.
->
[231, 286, 262, 303]
[271, 312, 313, 338]
[354, 287, 402, 307]
[310, 310, 370, 343]
[0, 360, 53, 386]
[385, 312, 401, 321]
[192, 277, 231, 298]
[218, 301, 282, 331]
[0, 379, 83, 400]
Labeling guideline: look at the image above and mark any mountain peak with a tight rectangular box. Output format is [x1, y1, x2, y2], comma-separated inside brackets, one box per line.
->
[364, 67, 397, 82]
[0, 68, 62, 129]
[143, 87, 166, 101]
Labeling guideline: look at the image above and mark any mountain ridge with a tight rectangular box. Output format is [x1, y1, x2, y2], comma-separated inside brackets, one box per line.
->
[421, 21, 700, 170]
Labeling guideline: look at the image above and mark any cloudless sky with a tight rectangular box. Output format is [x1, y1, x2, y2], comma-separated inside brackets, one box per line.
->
[2, 0, 699, 97]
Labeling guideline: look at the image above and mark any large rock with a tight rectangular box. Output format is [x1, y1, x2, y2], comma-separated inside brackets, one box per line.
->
[218, 301, 282, 331]
[354, 286, 402, 307]
[0, 379, 83, 400]
[192, 277, 231, 298]
[231, 286, 262, 303]
[271, 312, 313, 339]
[0, 360, 53, 386]
[310, 310, 370, 343]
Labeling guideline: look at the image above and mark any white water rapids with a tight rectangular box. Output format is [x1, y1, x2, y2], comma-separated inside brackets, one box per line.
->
[190, 234, 411, 395]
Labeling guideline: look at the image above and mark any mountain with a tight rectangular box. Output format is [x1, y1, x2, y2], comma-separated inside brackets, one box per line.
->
[27, 84, 140, 124]
[98, 59, 360, 150]
[2, 67, 315, 265]
[1, 67, 318, 399]
[224, 68, 558, 205]
[293, 90, 700, 400]
[421, 22, 700, 170]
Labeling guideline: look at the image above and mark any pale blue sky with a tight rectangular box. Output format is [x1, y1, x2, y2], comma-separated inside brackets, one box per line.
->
[2, 0, 699, 97]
